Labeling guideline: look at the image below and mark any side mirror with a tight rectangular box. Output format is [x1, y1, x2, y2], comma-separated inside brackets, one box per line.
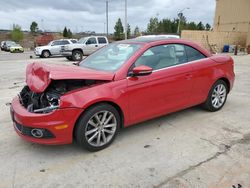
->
[132, 65, 153, 76]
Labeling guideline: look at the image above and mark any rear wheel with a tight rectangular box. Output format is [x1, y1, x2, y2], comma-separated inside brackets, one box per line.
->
[42, 50, 50, 58]
[203, 80, 228, 111]
[75, 104, 120, 151]
[72, 50, 83, 61]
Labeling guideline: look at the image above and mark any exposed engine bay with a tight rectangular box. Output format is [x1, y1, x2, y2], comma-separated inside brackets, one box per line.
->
[19, 79, 105, 113]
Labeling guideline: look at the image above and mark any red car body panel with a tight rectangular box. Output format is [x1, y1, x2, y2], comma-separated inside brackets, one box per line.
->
[11, 39, 235, 145]
[26, 62, 115, 93]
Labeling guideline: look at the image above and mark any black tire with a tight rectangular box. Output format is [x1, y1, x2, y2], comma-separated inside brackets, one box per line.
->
[66, 56, 73, 61]
[42, 50, 50, 58]
[202, 80, 228, 112]
[72, 50, 83, 61]
[75, 103, 120, 151]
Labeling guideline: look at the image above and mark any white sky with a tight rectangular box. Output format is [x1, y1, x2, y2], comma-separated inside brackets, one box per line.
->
[0, 0, 216, 33]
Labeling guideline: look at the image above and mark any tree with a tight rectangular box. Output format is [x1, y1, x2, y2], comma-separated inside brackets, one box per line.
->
[67, 29, 72, 38]
[30, 21, 38, 33]
[147, 17, 159, 34]
[63, 27, 68, 37]
[205, 23, 211, 31]
[187, 22, 198, 30]
[11, 24, 23, 42]
[127, 24, 131, 39]
[197, 22, 205, 30]
[114, 18, 124, 40]
[134, 26, 140, 37]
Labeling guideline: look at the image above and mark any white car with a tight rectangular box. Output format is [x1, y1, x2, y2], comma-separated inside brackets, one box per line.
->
[61, 36, 109, 61]
[34, 39, 77, 58]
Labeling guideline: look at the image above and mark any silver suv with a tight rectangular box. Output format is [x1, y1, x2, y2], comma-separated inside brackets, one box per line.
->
[61, 36, 109, 61]
[34, 39, 77, 58]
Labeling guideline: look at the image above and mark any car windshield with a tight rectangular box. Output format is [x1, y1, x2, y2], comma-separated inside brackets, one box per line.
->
[80, 43, 142, 72]
[78, 37, 88, 44]
[47, 41, 53, 46]
[6, 41, 16, 45]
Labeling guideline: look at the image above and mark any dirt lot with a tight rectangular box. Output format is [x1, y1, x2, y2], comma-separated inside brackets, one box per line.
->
[0, 51, 250, 188]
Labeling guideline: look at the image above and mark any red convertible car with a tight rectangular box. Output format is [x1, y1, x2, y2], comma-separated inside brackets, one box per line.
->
[10, 38, 235, 151]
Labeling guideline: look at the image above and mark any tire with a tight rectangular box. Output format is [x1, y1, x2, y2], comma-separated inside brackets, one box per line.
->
[72, 50, 83, 61]
[75, 103, 120, 151]
[42, 50, 50, 58]
[66, 56, 73, 61]
[202, 80, 228, 112]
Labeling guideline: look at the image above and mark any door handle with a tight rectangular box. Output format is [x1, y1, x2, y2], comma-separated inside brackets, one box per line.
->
[185, 74, 193, 80]
[95, 45, 98, 47]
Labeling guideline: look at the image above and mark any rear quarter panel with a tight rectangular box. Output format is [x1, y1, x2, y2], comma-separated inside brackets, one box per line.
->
[190, 55, 235, 105]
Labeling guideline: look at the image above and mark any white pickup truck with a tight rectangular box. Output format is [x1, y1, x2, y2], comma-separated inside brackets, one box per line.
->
[61, 36, 109, 61]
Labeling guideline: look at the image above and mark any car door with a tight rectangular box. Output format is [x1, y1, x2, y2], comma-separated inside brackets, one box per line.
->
[84, 37, 98, 55]
[184, 45, 215, 105]
[49, 41, 62, 55]
[127, 44, 194, 124]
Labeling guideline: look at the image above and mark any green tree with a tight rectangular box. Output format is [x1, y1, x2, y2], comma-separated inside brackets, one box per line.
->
[197, 22, 205, 30]
[205, 23, 211, 31]
[67, 29, 72, 38]
[147, 17, 159, 34]
[114, 18, 124, 40]
[134, 26, 140, 37]
[127, 24, 131, 39]
[187, 22, 197, 30]
[30, 21, 38, 33]
[63, 26, 68, 37]
[11, 24, 23, 42]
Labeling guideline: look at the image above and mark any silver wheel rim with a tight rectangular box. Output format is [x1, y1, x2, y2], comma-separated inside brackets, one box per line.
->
[74, 53, 81, 60]
[85, 110, 117, 147]
[44, 51, 49, 57]
[211, 84, 226, 108]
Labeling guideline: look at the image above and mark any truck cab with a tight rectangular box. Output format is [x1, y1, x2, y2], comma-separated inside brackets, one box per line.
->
[61, 36, 109, 61]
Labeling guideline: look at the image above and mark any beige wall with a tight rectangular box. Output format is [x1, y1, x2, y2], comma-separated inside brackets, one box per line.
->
[214, 0, 250, 32]
[181, 30, 247, 52]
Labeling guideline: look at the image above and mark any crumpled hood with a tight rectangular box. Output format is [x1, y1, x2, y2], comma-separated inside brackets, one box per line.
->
[26, 62, 115, 93]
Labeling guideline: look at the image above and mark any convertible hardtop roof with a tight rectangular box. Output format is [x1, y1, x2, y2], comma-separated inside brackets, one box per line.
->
[117, 37, 212, 57]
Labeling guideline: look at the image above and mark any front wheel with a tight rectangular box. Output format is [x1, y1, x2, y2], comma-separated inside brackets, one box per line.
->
[202, 80, 228, 112]
[42, 50, 50, 58]
[75, 104, 120, 151]
[72, 50, 83, 61]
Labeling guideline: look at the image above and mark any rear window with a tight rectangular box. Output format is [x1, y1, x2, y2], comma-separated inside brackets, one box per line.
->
[185, 46, 206, 62]
[98, 37, 107, 44]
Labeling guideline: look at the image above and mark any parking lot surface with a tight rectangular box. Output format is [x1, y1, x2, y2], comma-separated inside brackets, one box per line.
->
[0, 51, 250, 188]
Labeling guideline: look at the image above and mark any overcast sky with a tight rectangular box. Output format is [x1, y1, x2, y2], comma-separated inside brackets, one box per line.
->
[0, 0, 216, 33]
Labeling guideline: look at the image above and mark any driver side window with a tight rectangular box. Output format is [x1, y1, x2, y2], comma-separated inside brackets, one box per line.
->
[134, 44, 183, 70]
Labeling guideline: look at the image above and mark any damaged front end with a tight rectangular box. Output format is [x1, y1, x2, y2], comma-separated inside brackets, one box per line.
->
[18, 79, 104, 113]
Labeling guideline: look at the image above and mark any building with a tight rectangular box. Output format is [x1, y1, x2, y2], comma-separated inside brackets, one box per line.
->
[213, 0, 250, 47]
[213, 0, 250, 32]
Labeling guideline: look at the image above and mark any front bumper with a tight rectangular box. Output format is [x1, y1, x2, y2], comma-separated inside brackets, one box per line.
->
[34, 49, 42, 56]
[10, 96, 83, 145]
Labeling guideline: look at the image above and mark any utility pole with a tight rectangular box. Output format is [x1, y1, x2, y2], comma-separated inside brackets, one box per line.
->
[124, 0, 127, 40]
[106, 1, 109, 37]
[177, 7, 189, 35]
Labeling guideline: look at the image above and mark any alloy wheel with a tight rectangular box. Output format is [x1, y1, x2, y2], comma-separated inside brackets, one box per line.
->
[85, 110, 117, 147]
[211, 84, 227, 108]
